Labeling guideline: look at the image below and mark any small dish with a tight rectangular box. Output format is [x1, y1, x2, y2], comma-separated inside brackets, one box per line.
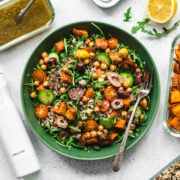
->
[163, 34, 180, 137]
[0, 0, 55, 51]
[92, 0, 121, 8]
[150, 155, 180, 179]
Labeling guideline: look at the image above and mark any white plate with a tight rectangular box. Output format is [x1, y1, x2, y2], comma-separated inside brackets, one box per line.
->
[92, 0, 121, 8]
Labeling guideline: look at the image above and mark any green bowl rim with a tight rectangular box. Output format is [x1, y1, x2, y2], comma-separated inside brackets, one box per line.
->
[21, 21, 160, 160]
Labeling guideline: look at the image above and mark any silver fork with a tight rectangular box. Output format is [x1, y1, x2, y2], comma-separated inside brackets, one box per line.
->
[113, 69, 153, 172]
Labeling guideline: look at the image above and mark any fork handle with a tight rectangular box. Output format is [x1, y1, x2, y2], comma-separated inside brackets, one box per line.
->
[113, 98, 141, 172]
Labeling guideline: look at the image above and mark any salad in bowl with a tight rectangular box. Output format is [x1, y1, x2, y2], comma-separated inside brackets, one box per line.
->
[23, 23, 156, 155]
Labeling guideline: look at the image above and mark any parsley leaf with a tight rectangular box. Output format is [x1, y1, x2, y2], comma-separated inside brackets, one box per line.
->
[131, 18, 180, 37]
[124, 7, 132, 22]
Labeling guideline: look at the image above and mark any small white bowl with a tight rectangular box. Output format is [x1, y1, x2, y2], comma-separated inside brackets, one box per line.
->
[92, 0, 121, 8]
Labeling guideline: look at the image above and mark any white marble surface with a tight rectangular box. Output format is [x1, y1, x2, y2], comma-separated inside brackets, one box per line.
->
[0, 0, 180, 179]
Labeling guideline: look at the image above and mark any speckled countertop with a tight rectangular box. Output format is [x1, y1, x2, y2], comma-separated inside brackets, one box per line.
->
[0, 0, 180, 180]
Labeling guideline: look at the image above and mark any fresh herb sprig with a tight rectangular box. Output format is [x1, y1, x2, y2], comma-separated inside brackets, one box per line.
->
[124, 7, 132, 22]
[131, 18, 180, 37]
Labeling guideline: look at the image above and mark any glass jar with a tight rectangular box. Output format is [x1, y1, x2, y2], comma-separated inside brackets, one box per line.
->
[0, 0, 55, 51]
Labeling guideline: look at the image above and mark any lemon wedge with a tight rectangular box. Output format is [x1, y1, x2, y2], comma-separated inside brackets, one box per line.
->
[147, 0, 178, 23]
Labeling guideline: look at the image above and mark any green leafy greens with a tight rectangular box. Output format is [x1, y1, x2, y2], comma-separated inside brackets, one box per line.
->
[131, 18, 180, 37]
[124, 7, 132, 22]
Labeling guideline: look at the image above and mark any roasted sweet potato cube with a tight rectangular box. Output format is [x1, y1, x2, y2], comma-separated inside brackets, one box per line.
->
[114, 119, 126, 130]
[86, 137, 98, 145]
[171, 74, 180, 87]
[55, 40, 65, 53]
[61, 71, 72, 84]
[110, 111, 119, 119]
[84, 88, 95, 99]
[173, 57, 180, 63]
[170, 90, 180, 104]
[167, 117, 180, 130]
[51, 102, 66, 115]
[84, 120, 98, 132]
[169, 103, 180, 117]
[123, 98, 131, 110]
[109, 132, 118, 141]
[175, 49, 180, 59]
[73, 28, 88, 37]
[172, 63, 180, 74]
[65, 106, 76, 120]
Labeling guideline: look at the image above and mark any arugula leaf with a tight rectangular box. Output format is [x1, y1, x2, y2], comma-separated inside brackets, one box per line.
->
[91, 23, 105, 37]
[124, 7, 132, 22]
[95, 91, 102, 102]
[64, 38, 68, 53]
[92, 81, 108, 89]
[131, 18, 150, 34]
[131, 18, 180, 37]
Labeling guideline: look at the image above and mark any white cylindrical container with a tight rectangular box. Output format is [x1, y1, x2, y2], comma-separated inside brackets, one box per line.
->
[0, 73, 40, 178]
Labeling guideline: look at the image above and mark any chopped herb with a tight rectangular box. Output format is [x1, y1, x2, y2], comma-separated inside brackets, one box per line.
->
[92, 81, 108, 89]
[132, 18, 180, 37]
[91, 23, 105, 37]
[64, 38, 68, 53]
[95, 91, 102, 102]
[124, 7, 132, 22]
[68, 125, 81, 132]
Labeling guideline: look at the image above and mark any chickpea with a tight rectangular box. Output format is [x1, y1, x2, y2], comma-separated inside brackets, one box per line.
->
[79, 79, 87, 87]
[127, 87, 133, 93]
[96, 100, 103, 107]
[86, 108, 93, 115]
[43, 81, 49, 87]
[98, 125, 104, 131]
[140, 98, 148, 110]
[106, 71, 111, 76]
[85, 38, 91, 45]
[105, 48, 110, 54]
[140, 114, 144, 120]
[129, 130, 133, 134]
[92, 72, 97, 79]
[93, 61, 100, 68]
[34, 81, 40, 86]
[39, 59, 44, 65]
[121, 111, 127, 117]
[79, 101, 83, 106]
[84, 59, 90, 65]
[123, 82, 129, 89]
[89, 41, 95, 47]
[85, 132, 91, 139]
[30, 92, 37, 98]
[44, 57, 49, 64]
[100, 63, 107, 70]
[103, 129, 108, 136]
[90, 52, 95, 58]
[130, 124, 136, 130]
[41, 52, 48, 59]
[60, 87, 67, 94]
[119, 86, 124, 91]
[82, 96, 88, 102]
[94, 106, 100, 113]
[97, 131, 103, 136]
[41, 64, 47, 70]
[110, 64, 116, 71]
[98, 77, 104, 83]
[90, 131, 97, 138]
[118, 48, 129, 58]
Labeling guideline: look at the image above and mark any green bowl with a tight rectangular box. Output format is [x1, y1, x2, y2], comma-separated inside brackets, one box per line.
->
[21, 21, 160, 160]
